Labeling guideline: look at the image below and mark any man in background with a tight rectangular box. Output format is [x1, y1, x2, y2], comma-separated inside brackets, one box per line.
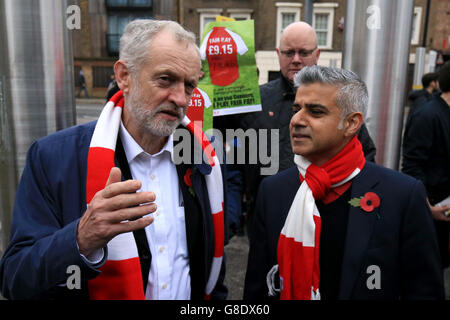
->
[406, 72, 440, 122]
[402, 61, 450, 269]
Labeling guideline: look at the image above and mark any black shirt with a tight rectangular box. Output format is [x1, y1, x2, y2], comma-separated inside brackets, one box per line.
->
[316, 186, 352, 300]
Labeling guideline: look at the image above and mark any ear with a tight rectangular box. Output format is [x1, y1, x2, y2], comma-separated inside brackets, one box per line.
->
[314, 48, 321, 61]
[343, 112, 363, 137]
[276, 47, 281, 59]
[114, 60, 132, 95]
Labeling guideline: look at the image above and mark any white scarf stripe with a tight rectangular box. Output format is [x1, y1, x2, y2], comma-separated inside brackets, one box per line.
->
[281, 182, 318, 246]
[90, 103, 122, 149]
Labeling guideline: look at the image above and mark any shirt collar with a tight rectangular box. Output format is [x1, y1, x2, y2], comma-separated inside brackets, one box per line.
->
[119, 121, 174, 163]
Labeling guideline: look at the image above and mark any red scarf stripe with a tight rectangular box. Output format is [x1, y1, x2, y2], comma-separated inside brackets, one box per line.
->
[278, 235, 315, 299]
[184, 120, 216, 167]
[110, 90, 125, 107]
[212, 207, 225, 257]
[88, 257, 145, 299]
[86, 147, 115, 203]
[312, 215, 321, 293]
[321, 137, 366, 184]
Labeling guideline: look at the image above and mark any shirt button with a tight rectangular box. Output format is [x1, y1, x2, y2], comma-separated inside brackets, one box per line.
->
[162, 283, 167, 289]
[150, 174, 156, 180]
[159, 246, 164, 253]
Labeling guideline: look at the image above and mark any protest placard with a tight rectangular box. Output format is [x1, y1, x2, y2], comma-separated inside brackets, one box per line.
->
[189, 19, 261, 131]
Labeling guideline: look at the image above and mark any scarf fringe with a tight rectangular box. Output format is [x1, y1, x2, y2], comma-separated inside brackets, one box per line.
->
[266, 264, 280, 296]
[311, 287, 321, 300]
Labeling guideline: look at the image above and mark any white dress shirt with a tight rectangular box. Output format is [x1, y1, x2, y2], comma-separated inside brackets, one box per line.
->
[119, 121, 191, 300]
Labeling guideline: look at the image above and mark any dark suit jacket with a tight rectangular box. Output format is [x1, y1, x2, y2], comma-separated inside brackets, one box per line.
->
[244, 162, 444, 300]
[0, 121, 227, 300]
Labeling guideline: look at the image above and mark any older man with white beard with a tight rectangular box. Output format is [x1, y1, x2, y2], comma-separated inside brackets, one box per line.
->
[0, 19, 227, 300]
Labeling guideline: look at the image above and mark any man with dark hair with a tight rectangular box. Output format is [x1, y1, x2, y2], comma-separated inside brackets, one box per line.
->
[244, 65, 444, 300]
[402, 61, 450, 269]
[406, 72, 440, 123]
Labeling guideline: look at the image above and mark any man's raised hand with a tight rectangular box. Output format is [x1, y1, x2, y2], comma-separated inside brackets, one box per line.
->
[77, 167, 155, 256]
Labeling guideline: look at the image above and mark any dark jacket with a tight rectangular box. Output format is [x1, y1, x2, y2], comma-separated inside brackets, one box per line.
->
[244, 162, 444, 300]
[0, 121, 227, 300]
[402, 93, 450, 204]
[402, 93, 450, 268]
[407, 89, 432, 120]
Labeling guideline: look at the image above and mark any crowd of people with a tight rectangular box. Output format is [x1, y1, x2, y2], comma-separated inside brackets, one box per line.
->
[0, 18, 448, 301]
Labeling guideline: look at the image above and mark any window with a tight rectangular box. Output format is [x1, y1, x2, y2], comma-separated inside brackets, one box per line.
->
[276, 2, 302, 47]
[411, 7, 422, 45]
[197, 8, 223, 38]
[107, 13, 152, 55]
[227, 9, 253, 21]
[312, 3, 338, 49]
[93, 66, 114, 88]
[106, 0, 153, 55]
[74, 66, 81, 87]
[106, 0, 152, 7]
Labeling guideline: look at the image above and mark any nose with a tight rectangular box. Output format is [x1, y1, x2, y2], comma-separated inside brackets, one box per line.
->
[290, 108, 307, 128]
[291, 52, 303, 63]
[169, 82, 190, 108]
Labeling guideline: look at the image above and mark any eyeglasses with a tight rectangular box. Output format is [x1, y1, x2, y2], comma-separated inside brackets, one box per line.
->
[280, 47, 317, 58]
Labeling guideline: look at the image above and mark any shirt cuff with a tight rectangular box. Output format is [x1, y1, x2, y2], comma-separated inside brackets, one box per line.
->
[81, 248, 105, 266]
[76, 242, 105, 266]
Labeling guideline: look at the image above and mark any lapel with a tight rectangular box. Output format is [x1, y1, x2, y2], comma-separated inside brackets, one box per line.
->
[114, 137, 151, 293]
[338, 162, 382, 299]
[174, 135, 213, 299]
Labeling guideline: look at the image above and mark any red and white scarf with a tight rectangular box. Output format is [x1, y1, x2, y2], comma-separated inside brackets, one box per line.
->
[274, 136, 365, 300]
[86, 90, 224, 300]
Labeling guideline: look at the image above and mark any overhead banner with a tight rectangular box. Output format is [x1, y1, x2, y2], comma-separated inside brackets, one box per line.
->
[197, 19, 261, 123]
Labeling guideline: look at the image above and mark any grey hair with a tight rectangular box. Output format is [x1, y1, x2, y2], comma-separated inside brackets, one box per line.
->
[119, 19, 199, 76]
[293, 65, 368, 120]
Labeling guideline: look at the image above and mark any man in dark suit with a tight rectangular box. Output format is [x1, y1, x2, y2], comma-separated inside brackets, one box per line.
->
[244, 65, 444, 300]
[0, 20, 227, 300]
[402, 61, 450, 269]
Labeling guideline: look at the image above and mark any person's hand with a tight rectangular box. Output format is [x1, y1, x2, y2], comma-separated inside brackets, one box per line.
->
[427, 199, 450, 222]
[77, 167, 156, 256]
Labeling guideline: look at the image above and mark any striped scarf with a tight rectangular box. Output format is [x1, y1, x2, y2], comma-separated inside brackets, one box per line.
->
[274, 136, 365, 300]
[86, 90, 224, 300]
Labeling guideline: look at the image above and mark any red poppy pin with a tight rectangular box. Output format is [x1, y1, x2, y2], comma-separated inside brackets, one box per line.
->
[184, 168, 195, 197]
[349, 192, 381, 218]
